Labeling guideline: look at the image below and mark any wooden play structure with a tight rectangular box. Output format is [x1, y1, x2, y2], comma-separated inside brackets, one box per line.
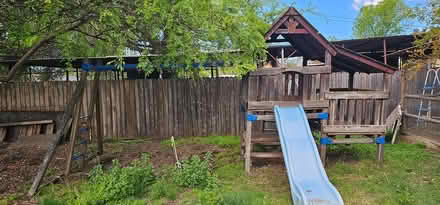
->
[244, 8, 396, 173]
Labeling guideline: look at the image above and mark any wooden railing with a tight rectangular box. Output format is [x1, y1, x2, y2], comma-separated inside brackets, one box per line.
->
[323, 90, 389, 135]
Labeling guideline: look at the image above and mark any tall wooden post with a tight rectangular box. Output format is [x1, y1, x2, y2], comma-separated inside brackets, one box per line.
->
[319, 50, 332, 166]
[400, 68, 408, 130]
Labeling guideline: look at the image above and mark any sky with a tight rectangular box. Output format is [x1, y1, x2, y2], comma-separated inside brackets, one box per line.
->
[282, 0, 426, 40]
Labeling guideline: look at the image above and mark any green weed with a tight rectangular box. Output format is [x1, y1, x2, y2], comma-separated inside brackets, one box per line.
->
[172, 152, 218, 190]
[150, 177, 180, 200]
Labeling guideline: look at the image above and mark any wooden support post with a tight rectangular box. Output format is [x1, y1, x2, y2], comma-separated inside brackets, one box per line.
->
[87, 72, 101, 153]
[320, 108, 328, 167]
[383, 39, 388, 65]
[64, 102, 82, 176]
[382, 73, 392, 123]
[320, 50, 332, 166]
[376, 135, 385, 165]
[28, 71, 88, 197]
[400, 69, 408, 129]
[245, 120, 252, 174]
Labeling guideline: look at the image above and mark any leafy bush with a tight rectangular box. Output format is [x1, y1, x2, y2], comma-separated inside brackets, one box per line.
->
[45, 153, 156, 204]
[172, 152, 218, 189]
[150, 177, 180, 200]
[87, 153, 155, 203]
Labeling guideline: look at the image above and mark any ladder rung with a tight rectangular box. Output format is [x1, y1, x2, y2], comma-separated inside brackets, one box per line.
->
[419, 108, 430, 111]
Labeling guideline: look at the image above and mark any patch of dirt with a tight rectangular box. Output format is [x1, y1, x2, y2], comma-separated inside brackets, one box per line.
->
[0, 137, 226, 203]
[0, 142, 67, 200]
[111, 139, 226, 170]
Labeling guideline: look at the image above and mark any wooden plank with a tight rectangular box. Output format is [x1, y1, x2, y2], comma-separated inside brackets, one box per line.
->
[325, 91, 390, 100]
[245, 120, 252, 174]
[329, 100, 336, 125]
[45, 124, 54, 134]
[374, 100, 382, 125]
[347, 100, 355, 125]
[249, 68, 282, 76]
[303, 75, 311, 101]
[248, 101, 301, 110]
[105, 81, 113, 137]
[250, 152, 283, 158]
[65, 103, 81, 176]
[145, 80, 152, 137]
[0, 120, 54, 127]
[332, 137, 374, 144]
[338, 99, 347, 123]
[134, 80, 141, 136]
[403, 112, 440, 124]
[323, 125, 386, 134]
[283, 65, 331, 74]
[405, 95, 440, 101]
[0, 128, 7, 142]
[28, 71, 87, 197]
[355, 99, 363, 125]
[110, 80, 118, 137]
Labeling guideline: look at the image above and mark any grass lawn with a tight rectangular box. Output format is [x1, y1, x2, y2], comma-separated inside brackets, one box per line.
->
[16, 136, 440, 205]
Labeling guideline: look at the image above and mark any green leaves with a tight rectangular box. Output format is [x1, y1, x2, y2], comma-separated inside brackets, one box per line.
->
[353, 0, 413, 38]
[172, 152, 219, 189]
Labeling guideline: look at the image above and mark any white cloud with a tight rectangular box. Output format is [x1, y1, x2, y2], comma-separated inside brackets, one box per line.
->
[352, 0, 384, 10]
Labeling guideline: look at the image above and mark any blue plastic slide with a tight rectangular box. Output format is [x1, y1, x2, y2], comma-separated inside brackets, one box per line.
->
[274, 105, 344, 205]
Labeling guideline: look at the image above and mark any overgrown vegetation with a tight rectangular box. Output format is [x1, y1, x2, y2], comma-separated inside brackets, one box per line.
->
[34, 135, 440, 205]
[172, 152, 218, 189]
[40, 154, 155, 205]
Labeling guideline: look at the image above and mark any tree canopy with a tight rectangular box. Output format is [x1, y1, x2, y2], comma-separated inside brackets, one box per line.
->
[406, 0, 440, 71]
[353, 0, 413, 38]
[1, 0, 289, 81]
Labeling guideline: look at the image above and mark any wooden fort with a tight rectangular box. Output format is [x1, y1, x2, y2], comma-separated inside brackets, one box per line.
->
[243, 7, 395, 173]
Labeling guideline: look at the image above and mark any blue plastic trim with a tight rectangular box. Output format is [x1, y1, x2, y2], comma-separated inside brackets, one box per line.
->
[376, 136, 386, 144]
[316, 112, 329, 120]
[247, 113, 258, 121]
[79, 127, 88, 133]
[320, 137, 333, 145]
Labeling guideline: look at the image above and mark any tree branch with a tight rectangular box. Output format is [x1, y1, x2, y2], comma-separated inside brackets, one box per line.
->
[3, 14, 96, 82]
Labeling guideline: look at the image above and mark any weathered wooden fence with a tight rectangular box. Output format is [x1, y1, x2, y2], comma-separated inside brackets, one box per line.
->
[0, 71, 407, 139]
[0, 79, 248, 139]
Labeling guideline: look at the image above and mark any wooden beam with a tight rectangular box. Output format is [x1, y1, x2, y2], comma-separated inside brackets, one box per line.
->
[405, 95, 440, 101]
[403, 112, 440, 124]
[332, 137, 374, 144]
[249, 68, 282, 76]
[303, 100, 329, 108]
[0, 120, 53, 127]
[275, 28, 308, 34]
[336, 47, 395, 74]
[28, 71, 88, 197]
[323, 125, 386, 134]
[251, 152, 283, 158]
[65, 102, 82, 176]
[248, 101, 301, 111]
[251, 112, 329, 121]
[283, 65, 331, 74]
[325, 91, 389, 100]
